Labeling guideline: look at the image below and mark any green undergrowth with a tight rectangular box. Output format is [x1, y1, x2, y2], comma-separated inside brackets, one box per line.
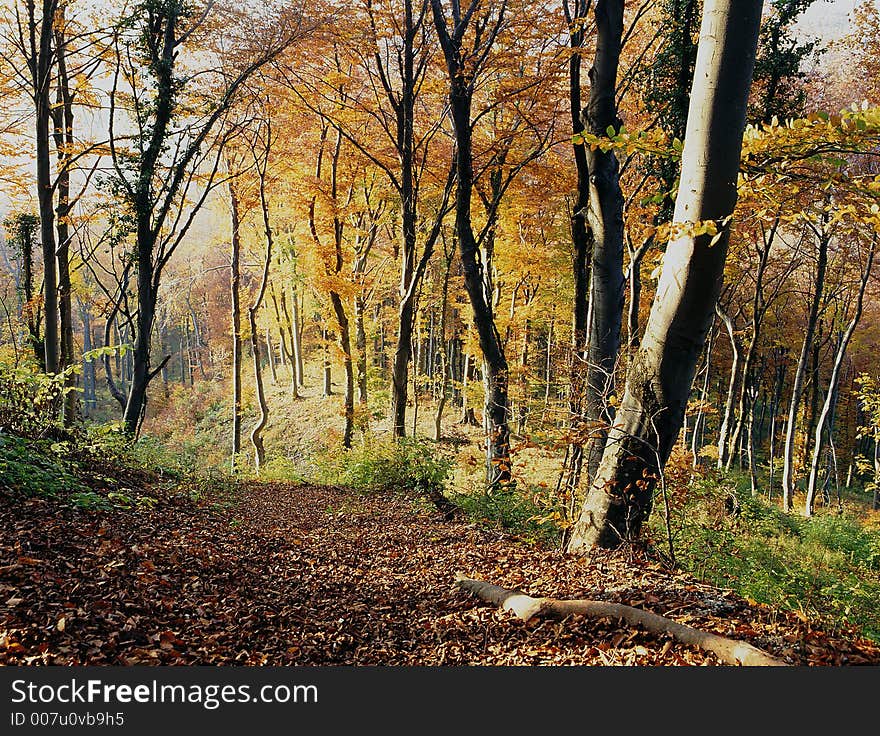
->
[450, 483, 563, 546]
[653, 474, 880, 642]
[0, 425, 249, 516]
[310, 437, 452, 498]
[1, 426, 154, 509]
[0, 362, 236, 513]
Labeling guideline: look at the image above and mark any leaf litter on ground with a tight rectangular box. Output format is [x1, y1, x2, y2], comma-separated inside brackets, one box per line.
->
[1, 482, 878, 666]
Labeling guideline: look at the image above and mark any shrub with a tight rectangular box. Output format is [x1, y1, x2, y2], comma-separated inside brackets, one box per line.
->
[0, 432, 84, 497]
[314, 437, 452, 497]
[0, 365, 68, 437]
[453, 483, 562, 545]
[802, 514, 880, 570]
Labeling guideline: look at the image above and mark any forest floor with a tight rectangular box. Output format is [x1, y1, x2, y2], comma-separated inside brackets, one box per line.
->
[2, 479, 879, 666]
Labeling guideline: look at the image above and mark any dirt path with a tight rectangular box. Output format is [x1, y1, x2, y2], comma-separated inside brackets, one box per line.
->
[2, 482, 878, 665]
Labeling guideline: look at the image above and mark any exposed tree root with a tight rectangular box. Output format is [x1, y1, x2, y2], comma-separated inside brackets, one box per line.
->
[455, 573, 788, 667]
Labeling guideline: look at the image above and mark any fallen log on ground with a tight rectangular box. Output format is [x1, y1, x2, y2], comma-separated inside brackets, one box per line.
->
[454, 573, 788, 667]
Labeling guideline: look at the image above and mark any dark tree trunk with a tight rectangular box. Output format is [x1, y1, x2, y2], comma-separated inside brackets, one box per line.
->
[52, 11, 76, 423]
[355, 295, 368, 405]
[431, 0, 511, 485]
[122, 212, 156, 434]
[564, 0, 593, 493]
[250, 140, 275, 472]
[32, 0, 60, 375]
[389, 0, 419, 440]
[567, 0, 763, 551]
[322, 326, 333, 397]
[581, 0, 627, 483]
[230, 181, 243, 467]
[330, 292, 355, 449]
[80, 304, 96, 413]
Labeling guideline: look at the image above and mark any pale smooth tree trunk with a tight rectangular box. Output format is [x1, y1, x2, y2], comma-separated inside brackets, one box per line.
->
[567, 0, 763, 551]
[805, 238, 874, 515]
[715, 303, 741, 468]
[782, 222, 829, 511]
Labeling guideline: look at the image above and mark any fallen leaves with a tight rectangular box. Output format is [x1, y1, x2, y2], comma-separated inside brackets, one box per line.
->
[0, 481, 878, 666]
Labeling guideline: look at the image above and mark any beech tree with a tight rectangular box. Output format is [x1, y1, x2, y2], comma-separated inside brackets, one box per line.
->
[107, 0, 307, 434]
[563, 0, 626, 488]
[430, 0, 512, 484]
[567, 0, 764, 551]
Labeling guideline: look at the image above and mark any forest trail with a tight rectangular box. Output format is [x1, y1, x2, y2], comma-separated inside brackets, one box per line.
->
[2, 481, 878, 666]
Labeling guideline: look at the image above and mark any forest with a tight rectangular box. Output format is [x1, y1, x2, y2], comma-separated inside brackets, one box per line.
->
[1, 0, 880, 667]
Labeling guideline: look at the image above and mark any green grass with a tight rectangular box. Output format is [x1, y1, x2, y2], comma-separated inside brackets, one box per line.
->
[651, 474, 880, 642]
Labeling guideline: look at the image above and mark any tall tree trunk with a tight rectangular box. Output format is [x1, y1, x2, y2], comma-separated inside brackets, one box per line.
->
[230, 179, 243, 467]
[715, 303, 741, 468]
[725, 219, 777, 469]
[80, 304, 95, 413]
[802, 323, 823, 469]
[581, 0, 626, 483]
[518, 312, 532, 434]
[690, 322, 714, 467]
[626, 238, 651, 356]
[249, 160, 275, 472]
[160, 323, 170, 396]
[266, 328, 278, 384]
[805, 239, 874, 516]
[544, 317, 554, 410]
[432, 0, 511, 484]
[767, 351, 786, 498]
[32, 0, 60, 376]
[285, 287, 304, 389]
[389, 0, 419, 440]
[10, 214, 45, 368]
[330, 293, 355, 449]
[782, 223, 829, 511]
[567, 0, 763, 551]
[52, 10, 76, 423]
[434, 245, 454, 441]
[102, 310, 127, 410]
[322, 326, 333, 397]
[122, 210, 156, 434]
[563, 0, 593, 494]
[355, 295, 368, 405]
[271, 287, 297, 396]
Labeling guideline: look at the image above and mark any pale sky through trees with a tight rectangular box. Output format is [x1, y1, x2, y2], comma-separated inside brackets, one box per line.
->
[796, 0, 867, 40]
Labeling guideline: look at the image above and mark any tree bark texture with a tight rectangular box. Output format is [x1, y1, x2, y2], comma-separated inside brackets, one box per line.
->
[567, 0, 763, 551]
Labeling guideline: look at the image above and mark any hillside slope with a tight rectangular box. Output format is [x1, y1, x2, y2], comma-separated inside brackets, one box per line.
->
[2, 480, 878, 666]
